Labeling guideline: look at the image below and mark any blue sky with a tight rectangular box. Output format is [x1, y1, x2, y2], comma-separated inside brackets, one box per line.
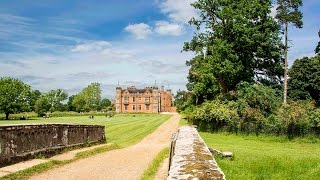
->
[0, 0, 319, 98]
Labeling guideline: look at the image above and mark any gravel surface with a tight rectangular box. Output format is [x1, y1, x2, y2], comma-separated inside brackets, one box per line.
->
[29, 113, 180, 180]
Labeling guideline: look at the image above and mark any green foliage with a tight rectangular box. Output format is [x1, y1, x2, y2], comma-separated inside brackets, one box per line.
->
[45, 89, 68, 112]
[188, 100, 239, 132]
[99, 98, 112, 110]
[186, 82, 320, 138]
[275, 0, 303, 28]
[28, 90, 41, 112]
[288, 56, 320, 105]
[236, 82, 281, 116]
[72, 83, 101, 112]
[34, 95, 51, 117]
[174, 90, 195, 112]
[276, 101, 315, 138]
[184, 0, 282, 100]
[0, 77, 31, 120]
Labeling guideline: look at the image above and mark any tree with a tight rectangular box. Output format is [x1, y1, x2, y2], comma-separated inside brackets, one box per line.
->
[275, 0, 303, 104]
[28, 90, 41, 111]
[288, 56, 320, 105]
[72, 83, 101, 112]
[0, 77, 31, 120]
[99, 98, 111, 110]
[67, 95, 77, 111]
[46, 89, 68, 112]
[34, 95, 50, 117]
[174, 90, 195, 112]
[184, 0, 283, 103]
[316, 30, 320, 55]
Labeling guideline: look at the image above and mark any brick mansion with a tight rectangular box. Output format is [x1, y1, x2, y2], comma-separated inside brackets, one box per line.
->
[115, 86, 175, 113]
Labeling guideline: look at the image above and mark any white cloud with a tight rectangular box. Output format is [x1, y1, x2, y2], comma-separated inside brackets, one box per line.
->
[159, 0, 198, 24]
[154, 21, 183, 36]
[124, 23, 152, 39]
[71, 41, 111, 52]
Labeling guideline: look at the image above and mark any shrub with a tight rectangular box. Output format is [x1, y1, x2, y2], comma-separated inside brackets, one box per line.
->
[187, 100, 239, 132]
[276, 101, 315, 139]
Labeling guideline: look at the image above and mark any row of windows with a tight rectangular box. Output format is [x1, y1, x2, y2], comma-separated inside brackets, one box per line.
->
[124, 97, 151, 102]
[124, 105, 149, 111]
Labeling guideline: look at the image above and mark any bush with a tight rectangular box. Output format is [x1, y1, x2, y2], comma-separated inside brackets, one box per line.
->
[187, 100, 239, 132]
[276, 101, 315, 139]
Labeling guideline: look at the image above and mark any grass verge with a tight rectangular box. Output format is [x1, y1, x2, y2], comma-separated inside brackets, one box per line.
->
[200, 132, 320, 180]
[140, 147, 169, 180]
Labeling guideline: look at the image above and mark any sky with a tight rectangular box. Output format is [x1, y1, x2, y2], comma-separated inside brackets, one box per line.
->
[0, 0, 319, 99]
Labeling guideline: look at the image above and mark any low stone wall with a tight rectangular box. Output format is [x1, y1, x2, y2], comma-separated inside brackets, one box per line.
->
[0, 124, 105, 167]
[168, 126, 225, 180]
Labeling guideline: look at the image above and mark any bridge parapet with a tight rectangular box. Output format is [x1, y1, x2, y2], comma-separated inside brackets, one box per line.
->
[168, 126, 225, 180]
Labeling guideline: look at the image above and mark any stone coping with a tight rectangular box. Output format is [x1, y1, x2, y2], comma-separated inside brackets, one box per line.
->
[168, 126, 225, 180]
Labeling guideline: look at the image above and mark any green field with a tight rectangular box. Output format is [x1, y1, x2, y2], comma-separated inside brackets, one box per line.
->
[200, 132, 320, 180]
[0, 114, 171, 147]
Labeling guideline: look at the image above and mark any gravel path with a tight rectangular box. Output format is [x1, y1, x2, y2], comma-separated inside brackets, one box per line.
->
[29, 113, 180, 180]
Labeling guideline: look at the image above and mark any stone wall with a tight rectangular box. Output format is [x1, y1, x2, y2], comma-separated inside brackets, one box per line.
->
[0, 124, 105, 167]
[168, 126, 225, 180]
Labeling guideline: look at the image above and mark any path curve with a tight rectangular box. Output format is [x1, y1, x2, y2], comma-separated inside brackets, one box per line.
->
[29, 113, 180, 180]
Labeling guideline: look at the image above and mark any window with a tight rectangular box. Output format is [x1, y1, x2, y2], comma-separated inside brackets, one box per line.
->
[145, 97, 150, 102]
[138, 97, 141, 101]
[124, 96, 129, 104]
[146, 105, 149, 110]
[138, 105, 142, 110]
[133, 105, 136, 111]
[124, 105, 128, 110]
[133, 97, 136, 102]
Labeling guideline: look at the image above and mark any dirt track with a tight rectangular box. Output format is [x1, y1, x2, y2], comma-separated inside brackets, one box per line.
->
[29, 113, 180, 180]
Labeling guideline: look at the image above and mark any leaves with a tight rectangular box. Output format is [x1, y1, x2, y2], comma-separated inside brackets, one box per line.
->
[0, 77, 31, 119]
[185, 0, 283, 100]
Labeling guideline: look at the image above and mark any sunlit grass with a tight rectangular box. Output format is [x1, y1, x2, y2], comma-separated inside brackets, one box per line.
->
[200, 132, 320, 180]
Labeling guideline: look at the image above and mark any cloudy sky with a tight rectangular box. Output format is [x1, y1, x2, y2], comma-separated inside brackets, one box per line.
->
[0, 0, 319, 99]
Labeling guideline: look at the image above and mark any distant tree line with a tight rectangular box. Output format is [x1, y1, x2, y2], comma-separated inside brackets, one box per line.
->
[0, 78, 113, 120]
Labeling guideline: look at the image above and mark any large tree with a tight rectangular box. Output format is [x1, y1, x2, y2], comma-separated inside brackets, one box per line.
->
[288, 56, 320, 105]
[46, 89, 68, 112]
[72, 83, 101, 112]
[275, 0, 303, 104]
[184, 0, 283, 103]
[28, 90, 41, 111]
[34, 95, 50, 116]
[0, 77, 31, 120]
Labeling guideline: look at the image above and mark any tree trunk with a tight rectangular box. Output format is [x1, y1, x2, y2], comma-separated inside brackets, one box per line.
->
[218, 76, 228, 94]
[284, 22, 288, 105]
[5, 112, 9, 120]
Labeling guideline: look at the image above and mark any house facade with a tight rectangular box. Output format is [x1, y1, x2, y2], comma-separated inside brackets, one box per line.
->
[115, 86, 175, 113]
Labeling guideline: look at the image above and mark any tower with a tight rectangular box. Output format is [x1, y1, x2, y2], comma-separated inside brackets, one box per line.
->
[115, 87, 122, 113]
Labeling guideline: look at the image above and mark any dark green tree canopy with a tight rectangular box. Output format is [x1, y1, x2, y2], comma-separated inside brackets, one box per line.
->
[184, 0, 283, 102]
[0, 77, 31, 119]
[288, 56, 320, 105]
[275, 0, 303, 28]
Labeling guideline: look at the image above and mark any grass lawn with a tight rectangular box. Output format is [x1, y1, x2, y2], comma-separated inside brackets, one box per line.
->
[0, 113, 172, 148]
[200, 132, 320, 180]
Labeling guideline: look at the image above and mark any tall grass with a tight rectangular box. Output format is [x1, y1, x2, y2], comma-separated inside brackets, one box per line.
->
[200, 132, 320, 180]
